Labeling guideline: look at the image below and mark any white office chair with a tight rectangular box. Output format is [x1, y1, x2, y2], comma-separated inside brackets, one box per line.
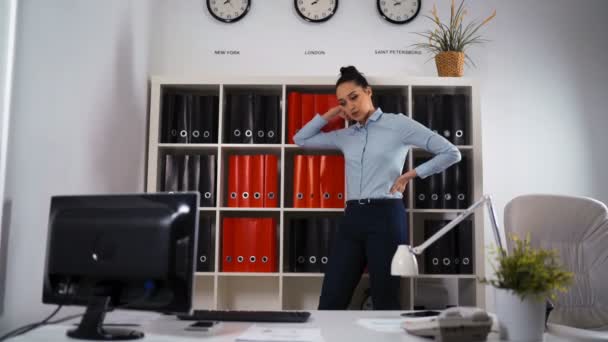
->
[504, 194, 608, 341]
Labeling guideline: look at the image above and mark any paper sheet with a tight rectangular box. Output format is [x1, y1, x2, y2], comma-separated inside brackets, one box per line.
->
[236, 325, 324, 342]
[356, 318, 406, 333]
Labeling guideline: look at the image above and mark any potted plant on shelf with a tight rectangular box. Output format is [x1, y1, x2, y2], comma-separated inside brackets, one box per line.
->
[412, 0, 496, 77]
[483, 234, 573, 342]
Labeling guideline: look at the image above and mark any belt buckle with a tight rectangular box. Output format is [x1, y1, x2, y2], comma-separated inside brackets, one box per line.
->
[358, 198, 371, 205]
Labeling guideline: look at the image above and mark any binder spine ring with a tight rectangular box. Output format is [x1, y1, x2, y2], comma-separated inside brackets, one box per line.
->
[458, 194, 465, 200]
[204, 192, 211, 199]
[431, 194, 439, 201]
[321, 257, 328, 264]
[261, 256, 268, 263]
[180, 130, 188, 138]
[432, 258, 439, 265]
[226, 256, 232, 263]
[249, 256, 256, 263]
[309, 256, 317, 264]
[245, 130, 252, 137]
[297, 193, 304, 200]
[267, 131, 275, 138]
[233, 129, 241, 137]
[257, 130, 264, 137]
[463, 258, 470, 265]
[242, 192, 249, 199]
[268, 192, 275, 199]
[254, 192, 261, 199]
[192, 130, 200, 138]
[203, 131, 210, 138]
[418, 194, 426, 200]
[338, 193, 343, 199]
[323, 192, 330, 199]
[455, 130, 463, 137]
[230, 192, 237, 199]
[200, 255, 207, 263]
[443, 258, 451, 266]
[297, 256, 305, 264]
[237, 256, 244, 263]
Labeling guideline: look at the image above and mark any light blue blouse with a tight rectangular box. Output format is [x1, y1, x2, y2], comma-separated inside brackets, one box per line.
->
[293, 108, 461, 200]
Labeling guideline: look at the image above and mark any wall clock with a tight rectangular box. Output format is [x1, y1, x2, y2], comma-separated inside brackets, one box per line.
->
[207, 0, 251, 23]
[377, 0, 420, 24]
[295, 0, 338, 23]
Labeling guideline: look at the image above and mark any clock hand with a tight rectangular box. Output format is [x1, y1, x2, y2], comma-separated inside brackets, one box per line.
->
[311, 0, 319, 5]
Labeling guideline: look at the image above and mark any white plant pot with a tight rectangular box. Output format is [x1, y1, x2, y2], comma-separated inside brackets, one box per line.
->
[494, 288, 545, 342]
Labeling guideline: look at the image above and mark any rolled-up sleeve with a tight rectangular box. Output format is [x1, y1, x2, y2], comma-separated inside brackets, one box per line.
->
[399, 116, 461, 179]
[293, 114, 339, 149]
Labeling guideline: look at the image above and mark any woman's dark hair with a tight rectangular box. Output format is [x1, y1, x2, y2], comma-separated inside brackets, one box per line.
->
[336, 66, 369, 89]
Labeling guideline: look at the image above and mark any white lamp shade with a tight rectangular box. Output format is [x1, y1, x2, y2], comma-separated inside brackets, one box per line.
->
[390, 245, 419, 276]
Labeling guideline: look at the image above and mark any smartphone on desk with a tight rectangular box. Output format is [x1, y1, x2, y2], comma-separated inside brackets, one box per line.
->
[185, 321, 220, 332]
[401, 310, 441, 318]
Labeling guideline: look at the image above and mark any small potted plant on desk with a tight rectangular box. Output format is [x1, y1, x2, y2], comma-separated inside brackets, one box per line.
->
[483, 234, 573, 342]
[412, 0, 496, 77]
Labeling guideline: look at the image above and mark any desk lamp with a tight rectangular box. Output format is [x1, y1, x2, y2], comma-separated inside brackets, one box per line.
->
[391, 194, 554, 324]
[391, 194, 504, 277]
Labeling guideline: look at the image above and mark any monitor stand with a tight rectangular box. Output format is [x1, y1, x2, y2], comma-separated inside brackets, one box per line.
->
[67, 296, 144, 340]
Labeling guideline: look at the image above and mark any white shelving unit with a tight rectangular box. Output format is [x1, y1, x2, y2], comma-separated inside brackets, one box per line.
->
[146, 76, 484, 311]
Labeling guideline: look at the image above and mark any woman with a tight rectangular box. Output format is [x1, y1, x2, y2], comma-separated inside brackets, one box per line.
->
[293, 66, 461, 310]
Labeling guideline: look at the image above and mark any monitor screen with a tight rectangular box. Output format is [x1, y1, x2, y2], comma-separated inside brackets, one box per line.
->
[41, 192, 199, 340]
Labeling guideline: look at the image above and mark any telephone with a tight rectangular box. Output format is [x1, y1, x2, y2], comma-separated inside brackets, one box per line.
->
[401, 307, 492, 342]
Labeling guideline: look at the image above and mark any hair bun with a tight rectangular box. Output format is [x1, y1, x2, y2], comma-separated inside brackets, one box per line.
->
[340, 66, 360, 77]
[336, 65, 369, 89]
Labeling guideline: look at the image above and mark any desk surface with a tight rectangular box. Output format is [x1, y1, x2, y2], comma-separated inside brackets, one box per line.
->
[11, 310, 572, 342]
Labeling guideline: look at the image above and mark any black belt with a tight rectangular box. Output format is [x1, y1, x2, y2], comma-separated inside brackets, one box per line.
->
[346, 198, 402, 206]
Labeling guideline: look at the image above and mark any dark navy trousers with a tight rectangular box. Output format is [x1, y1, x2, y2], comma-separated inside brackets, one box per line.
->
[318, 199, 408, 310]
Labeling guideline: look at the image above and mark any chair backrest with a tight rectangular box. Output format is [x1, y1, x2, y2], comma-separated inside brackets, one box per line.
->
[504, 194, 608, 329]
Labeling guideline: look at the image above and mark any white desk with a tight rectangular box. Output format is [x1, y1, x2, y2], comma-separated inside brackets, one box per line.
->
[10, 310, 572, 342]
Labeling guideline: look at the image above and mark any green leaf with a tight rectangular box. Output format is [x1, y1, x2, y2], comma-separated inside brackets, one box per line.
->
[480, 234, 573, 301]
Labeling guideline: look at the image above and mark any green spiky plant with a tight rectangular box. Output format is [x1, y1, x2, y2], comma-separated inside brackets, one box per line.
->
[482, 234, 573, 301]
[412, 0, 496, 66]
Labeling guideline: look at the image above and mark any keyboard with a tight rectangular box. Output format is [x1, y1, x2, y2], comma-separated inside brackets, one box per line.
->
[177, 310, 311, 323]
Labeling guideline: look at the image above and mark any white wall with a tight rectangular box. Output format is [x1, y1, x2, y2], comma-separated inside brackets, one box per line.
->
[1, 0, 607, 330]
[0, 0, 150, 331]
[0, 0, 18, 317]
[476, 0, 608, 219]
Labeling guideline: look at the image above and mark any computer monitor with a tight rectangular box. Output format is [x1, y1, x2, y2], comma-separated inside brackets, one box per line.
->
[42, 192, 200, 340]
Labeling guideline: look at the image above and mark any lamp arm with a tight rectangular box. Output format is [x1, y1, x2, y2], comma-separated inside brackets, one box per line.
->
[484, 194, 505, 253]
[411, 194, 504, 255]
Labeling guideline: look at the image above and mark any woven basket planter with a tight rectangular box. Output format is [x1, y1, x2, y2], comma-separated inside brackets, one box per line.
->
[435, 51, 465, 77]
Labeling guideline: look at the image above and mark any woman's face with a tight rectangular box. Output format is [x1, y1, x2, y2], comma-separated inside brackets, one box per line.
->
[336, 81, 374, 123]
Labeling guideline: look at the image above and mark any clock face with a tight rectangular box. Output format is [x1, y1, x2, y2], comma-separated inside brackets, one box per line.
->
[207, 0, 251, 23]
[295, 0, 338, 23]
[377, 0, 421, 24]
